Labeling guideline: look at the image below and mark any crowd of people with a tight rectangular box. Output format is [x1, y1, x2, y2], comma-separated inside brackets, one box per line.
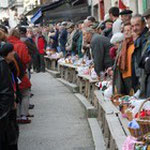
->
[1, 5, 150, 150]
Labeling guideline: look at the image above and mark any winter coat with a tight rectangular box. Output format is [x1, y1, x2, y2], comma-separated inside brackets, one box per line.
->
[113, 42, 134, 95]
[72, 30, 83, 58]
[7, 36, 31, 90]
[112, 18, 122, 35]
[0, 56, 14, 119]
[103, 28, 113, 40]
[90, 33, 113, 76]
[34, 36, 46, 55]
[50, 29, 59, 50]
[66, 29, 76, 52]
[59, 29, 68, 51]
[21, 36, 39, 58]
[132, 27, 150, 97]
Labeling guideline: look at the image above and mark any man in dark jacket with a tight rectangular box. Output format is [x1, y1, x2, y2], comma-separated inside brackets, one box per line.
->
[59, 22, 68, 55]
[0, 54, 17, 149]
[103, 19, 113, 39]
[50, 24, 59, 51]
[136, 11, 150, 98]
[19, 26, 40, 73]
[131, 14, 150, 97]
[83, 28, 113, 76]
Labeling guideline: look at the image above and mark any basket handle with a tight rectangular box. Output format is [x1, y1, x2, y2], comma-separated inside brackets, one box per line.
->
[137, 97, 150, 119]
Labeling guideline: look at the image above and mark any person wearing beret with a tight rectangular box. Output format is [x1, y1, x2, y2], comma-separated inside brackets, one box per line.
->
[103, 19, 113, 39]
[120, 9, 133, 23]
[59, 22, 68, 56]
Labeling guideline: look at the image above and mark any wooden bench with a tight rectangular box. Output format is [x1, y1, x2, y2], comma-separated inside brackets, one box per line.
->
[44, 56, 59, 71]
[94, 90, 129, 150]
[77, 74, 98, 103]
[58, 63, 78, 83]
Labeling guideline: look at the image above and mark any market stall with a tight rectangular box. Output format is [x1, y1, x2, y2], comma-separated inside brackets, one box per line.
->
[93, 76, 150, 150]
[58, 62, 78, 83]
[77, 74, 98, 103]
[94, 90, 129, 150]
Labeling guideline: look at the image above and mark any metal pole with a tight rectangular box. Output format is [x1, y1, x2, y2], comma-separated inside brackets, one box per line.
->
[136, 0, 139, 13]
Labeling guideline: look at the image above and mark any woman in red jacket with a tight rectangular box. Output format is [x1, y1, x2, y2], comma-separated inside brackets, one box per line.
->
[34, 28, 46, 72]
[8, 29, 32, 124]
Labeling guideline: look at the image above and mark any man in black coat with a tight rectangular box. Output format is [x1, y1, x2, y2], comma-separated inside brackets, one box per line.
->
[131, 14, 150, 97]
[83, 28, 113, 77]
[0, 55, 15, 149]
[59, 22, 68, 55]
[0, 43, 19, 150]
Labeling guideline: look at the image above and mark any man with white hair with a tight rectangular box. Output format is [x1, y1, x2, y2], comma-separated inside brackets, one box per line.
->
[83, 27, 113, 77]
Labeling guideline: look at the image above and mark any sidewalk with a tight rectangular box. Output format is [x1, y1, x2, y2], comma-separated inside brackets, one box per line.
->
[18, 73, 94, 150]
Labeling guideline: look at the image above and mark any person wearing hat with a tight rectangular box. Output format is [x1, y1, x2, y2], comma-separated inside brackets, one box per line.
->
[59, 21, 68, 55]
[143, 8, 150, 29]
[91, 22, 101, 34]
[66, 23, 76, 55]
[74, 21, 84, 58]
[103, 19, 113, 39]
[120, 9, 133, 23]
[92, 22, 105, 35]
[0, 43, 19, 150]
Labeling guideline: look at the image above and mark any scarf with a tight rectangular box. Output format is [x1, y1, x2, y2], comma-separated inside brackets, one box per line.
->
[117, 38, 133, 72]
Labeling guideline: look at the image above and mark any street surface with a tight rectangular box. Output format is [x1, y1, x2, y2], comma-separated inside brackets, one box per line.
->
[18, 73, 94, 150]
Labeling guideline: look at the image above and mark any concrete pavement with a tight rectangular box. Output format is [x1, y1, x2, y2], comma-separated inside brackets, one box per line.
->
[18, 73, 94, 150]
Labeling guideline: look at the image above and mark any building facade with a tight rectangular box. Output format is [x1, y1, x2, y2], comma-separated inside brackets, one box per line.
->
[89, 0, 150, 22]
[0, 0, 16, 19]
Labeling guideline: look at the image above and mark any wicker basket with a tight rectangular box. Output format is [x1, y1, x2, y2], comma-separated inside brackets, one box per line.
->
[128, 128, 141, 138]
[128, 98, 150, 138]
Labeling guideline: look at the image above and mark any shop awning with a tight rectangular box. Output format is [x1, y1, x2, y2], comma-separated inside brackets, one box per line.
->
[31, 0, 65, 24]
[31, 0, 89, 24]
[31, 8, 42, 24]
[44, 3, 89, 21]
[25, 6, 40, 16]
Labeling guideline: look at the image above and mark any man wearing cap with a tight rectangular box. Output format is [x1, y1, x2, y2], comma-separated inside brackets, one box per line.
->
[143, 8, 150, 29]
[95, 22, 105, 34]
[59, 22, 68, 55]
[103, 19, 113, 39]
[66, 23, 76, 55]
[120, 9, 133, 23]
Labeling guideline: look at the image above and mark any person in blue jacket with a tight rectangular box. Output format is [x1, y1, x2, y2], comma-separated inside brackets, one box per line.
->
[59, 22, 68, 55]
